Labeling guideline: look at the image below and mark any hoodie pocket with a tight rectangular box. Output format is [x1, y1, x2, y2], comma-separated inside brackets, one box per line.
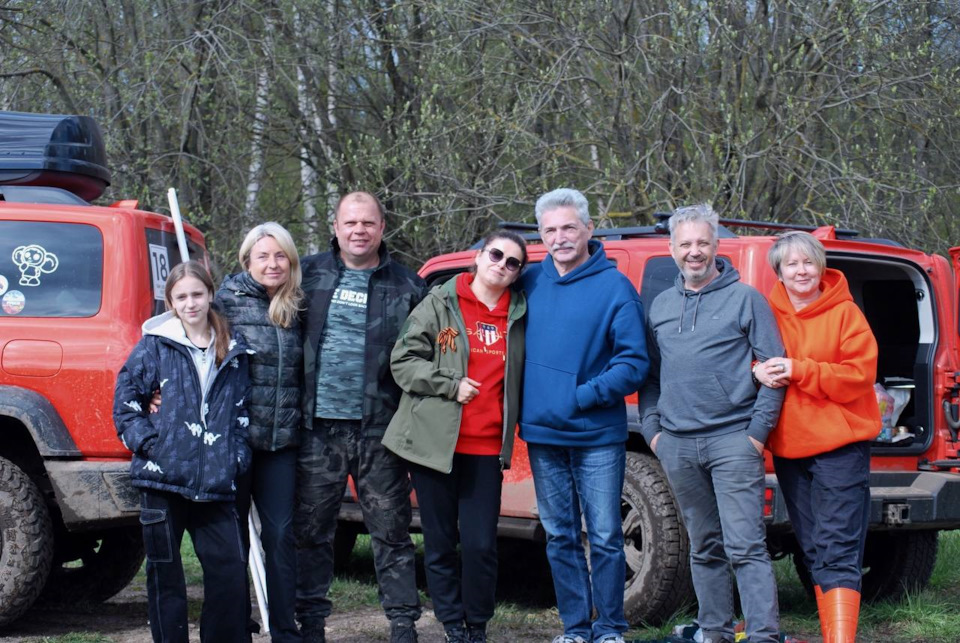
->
[521, 361, 580, 429]
[658, 374, 732, 429]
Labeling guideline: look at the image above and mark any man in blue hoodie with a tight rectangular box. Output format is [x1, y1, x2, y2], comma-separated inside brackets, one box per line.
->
[520, 188, 649, 643]
[639, 204, 785, 643]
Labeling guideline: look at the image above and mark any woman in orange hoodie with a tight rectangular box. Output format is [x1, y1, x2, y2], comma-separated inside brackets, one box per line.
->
[754, 231, 881, 643]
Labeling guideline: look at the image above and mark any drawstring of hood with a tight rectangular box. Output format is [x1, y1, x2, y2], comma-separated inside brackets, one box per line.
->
[677, 291, 703, 333]
[673, 258, 739, 333]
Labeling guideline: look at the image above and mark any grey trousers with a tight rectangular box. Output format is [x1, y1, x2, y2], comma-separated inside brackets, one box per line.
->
[657, 430, 779, 643]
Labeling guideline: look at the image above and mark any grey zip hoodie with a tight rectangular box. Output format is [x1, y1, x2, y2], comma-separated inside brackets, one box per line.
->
[143, 312, 217, 400]
[638, 258, 785, 444]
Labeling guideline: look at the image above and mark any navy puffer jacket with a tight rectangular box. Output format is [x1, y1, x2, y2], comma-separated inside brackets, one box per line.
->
[113, 313, 253, 502]
[216, 272, 303, 451]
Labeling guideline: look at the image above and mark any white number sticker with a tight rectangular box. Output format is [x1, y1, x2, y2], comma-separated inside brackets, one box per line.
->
[148, 244, 170, 300]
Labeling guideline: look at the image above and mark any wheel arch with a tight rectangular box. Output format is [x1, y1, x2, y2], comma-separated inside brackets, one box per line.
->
[0, 385, 81, 459]
[0, 385, 138, 531]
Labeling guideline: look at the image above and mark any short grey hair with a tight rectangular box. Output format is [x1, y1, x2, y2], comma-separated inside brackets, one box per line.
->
[668, 203, 719, 241]
[768, 230, 826, 277]
[535, 188, 590, 226]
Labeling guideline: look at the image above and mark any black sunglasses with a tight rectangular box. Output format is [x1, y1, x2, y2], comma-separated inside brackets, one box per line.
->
[483, 247, 523, 271]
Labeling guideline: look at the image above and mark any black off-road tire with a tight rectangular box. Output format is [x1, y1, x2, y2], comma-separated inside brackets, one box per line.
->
[792, 529, 938, 603]
[621, 452, 695, 625]
[39, 526, 145, 605]
[861, 530, 938, 602]
[0, 456, 54, 627]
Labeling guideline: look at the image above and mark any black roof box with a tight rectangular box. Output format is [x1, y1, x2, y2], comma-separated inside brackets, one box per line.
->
[0, 111, 110, 201]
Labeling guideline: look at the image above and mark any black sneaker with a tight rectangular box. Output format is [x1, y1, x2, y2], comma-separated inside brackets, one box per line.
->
[300, 619, 326, 643]
[445, 624, 468, 642]
[390, 620, 419, 643]
[465, 624, 487, 643]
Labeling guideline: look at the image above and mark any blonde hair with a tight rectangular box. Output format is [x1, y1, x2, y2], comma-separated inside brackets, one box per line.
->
[238, 222, 304, 328]
[768, 231, 827, 277]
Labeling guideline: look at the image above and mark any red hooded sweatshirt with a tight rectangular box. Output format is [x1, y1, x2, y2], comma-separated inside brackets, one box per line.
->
[766, 268, 882, 458]
[455, 273, 510, 455]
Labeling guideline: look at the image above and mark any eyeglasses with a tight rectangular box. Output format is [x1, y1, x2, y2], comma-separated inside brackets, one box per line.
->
[483, 247, 523, 271]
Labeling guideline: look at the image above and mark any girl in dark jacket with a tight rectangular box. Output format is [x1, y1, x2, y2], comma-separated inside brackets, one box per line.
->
[114, 260, 252, 643]
[217, 222, 304, 642]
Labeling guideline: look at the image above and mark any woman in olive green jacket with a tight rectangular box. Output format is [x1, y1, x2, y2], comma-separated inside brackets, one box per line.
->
[382, 230, 526, 643]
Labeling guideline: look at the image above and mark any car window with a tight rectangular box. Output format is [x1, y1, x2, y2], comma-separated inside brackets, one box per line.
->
[0, 221, 103, 317]
[639, 256, 733, 312]
[640, 257, 680, 313]
[144, 228, 207, 316]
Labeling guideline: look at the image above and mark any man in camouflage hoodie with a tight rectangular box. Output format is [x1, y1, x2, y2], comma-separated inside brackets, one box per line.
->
[295, 191, 427, 643]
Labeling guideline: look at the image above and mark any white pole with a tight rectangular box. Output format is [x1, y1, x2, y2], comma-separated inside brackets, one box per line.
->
[249, 503, 271, 634]
[166, 188, 191, 263]
[166, 186, 271, 631]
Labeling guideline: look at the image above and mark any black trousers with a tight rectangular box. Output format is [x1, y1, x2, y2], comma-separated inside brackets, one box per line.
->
[236, 447, 301, 642]
[410, 453, 503, 628]
[774, 440, 871, 592]
[294, 420, 421, 625]
[139, 490, 249, 643]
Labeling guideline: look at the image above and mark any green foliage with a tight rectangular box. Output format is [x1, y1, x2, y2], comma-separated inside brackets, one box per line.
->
[2, 0, 959, 262]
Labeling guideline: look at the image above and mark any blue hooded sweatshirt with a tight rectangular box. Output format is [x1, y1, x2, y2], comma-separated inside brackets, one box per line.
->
[519, 240, 649, 446]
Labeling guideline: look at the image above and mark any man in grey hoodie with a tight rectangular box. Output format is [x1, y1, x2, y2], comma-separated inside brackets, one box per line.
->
[639, 204, 785, 643]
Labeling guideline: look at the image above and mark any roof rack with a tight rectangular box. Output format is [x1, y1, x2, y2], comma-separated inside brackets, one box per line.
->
[496, 220, 670, 240]
[489, 214, 863, 248]
[494, 215, 740, 244]
[651, 213, 861, 239]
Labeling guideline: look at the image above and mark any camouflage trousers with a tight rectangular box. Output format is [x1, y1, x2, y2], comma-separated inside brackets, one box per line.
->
[294, 419, 421, 624]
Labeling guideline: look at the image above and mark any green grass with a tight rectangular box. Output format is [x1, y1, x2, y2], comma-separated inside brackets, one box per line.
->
[318, 530, 960, 642]
[141, 528, 960, 642]
[622, 531, 960, 643]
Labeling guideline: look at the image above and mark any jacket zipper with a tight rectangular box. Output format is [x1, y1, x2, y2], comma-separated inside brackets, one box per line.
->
[272, 325, 283, 451]
[500, 314, 514, 472]
[192, 344, 239, 499]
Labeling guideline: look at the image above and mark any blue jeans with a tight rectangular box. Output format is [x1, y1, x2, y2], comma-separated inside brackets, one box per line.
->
[528, 443, 627, 642]
[774, 441, 871, 593]
[657, 431, 779, 643]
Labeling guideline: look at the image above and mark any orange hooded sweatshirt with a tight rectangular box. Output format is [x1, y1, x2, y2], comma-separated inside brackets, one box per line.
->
[766, 268, 882, 458]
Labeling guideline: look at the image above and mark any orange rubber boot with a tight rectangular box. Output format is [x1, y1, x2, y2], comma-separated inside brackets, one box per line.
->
[821, 587, 861, 643]
[814, 586, 826, 636]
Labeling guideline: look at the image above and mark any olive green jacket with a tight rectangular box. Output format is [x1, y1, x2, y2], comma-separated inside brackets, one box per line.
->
[382, 277, 526, 473]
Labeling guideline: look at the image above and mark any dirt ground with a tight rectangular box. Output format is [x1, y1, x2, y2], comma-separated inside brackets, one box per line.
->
[0, 541, 561, 642]
[0, 585, 554, 642]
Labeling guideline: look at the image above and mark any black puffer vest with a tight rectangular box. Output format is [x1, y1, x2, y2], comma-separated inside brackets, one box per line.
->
[217, 272, 303, 451]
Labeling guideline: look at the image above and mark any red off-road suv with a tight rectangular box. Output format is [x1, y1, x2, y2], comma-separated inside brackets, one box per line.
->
[0, 111, 207, 626]
[337, 216, 960, 625]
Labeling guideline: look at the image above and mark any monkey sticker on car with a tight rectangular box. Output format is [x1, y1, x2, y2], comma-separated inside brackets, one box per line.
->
[12, 244, 59, 286]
